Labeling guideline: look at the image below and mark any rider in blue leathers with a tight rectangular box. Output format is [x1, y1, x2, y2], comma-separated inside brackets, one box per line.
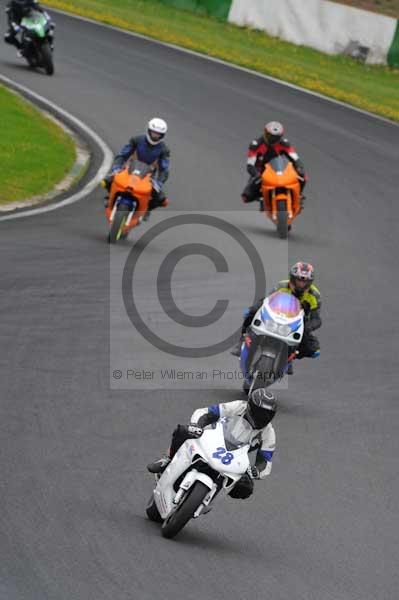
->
[103, 117, 170, 220]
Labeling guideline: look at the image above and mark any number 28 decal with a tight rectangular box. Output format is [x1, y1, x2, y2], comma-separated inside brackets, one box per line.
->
[212, 447, 234, 465]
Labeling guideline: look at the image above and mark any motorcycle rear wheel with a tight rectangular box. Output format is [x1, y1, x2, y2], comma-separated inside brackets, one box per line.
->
[277, 199, 288, 239]
[161, 481, 209, 539]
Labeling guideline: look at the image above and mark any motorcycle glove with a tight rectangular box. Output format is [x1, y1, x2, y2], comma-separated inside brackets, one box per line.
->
[187, 424, 203, 438]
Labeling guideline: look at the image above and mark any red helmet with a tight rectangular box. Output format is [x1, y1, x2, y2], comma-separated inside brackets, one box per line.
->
[264, 121, 284, 144]
[289, 262, 314, 295]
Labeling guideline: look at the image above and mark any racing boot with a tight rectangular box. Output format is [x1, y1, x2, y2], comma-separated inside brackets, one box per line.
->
[259, 199, 264, 211]
[147, 454, 171, 474]
[101, 175, 113, 207]
[101, 174, 113, 192]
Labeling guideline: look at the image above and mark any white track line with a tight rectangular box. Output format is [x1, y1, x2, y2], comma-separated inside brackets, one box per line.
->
[0, 73, 113, 222]
[47, 5, 398, 128]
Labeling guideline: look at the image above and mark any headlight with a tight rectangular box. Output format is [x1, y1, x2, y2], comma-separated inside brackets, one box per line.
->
[264, 320, 291, 337]
[277, 324, 292, 337]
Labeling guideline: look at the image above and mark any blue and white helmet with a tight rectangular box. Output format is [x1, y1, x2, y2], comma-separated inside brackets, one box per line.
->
[146, 117, 168, 145]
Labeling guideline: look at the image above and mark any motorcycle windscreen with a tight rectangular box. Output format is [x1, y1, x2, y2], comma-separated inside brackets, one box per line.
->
[268, 155, 290, 173]
[127, 159, 153, 178]
[220, 416, 254, 449]
[22, 9, 45, 24]
[268, 291, 301, 318]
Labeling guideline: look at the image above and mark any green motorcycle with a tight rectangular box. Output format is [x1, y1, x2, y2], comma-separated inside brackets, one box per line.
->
[20, 9, 55, 76]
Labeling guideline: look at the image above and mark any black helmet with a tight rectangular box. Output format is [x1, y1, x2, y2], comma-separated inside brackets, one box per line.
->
[264, 121, 284, 145]
[18, 0, 35, 16]
[289, 262, 314, 296]
[245, 389, 277, 429]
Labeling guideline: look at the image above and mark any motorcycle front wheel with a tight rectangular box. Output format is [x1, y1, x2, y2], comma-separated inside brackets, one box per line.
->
[40, 41, 54, 75]
[161, 481, 209, 539]
[277, 199, 288, 239]
[23, 43, 37, 68]
[108, 206, 129, 244]
[251, 355, 276, 391]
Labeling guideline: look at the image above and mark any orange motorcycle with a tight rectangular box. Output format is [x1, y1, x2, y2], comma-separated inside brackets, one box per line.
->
[104, 159, 166, 243]
[261, 155, 302, 239]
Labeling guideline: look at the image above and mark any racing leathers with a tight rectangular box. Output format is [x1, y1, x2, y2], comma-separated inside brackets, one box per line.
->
[147, 400, 276, 500]
[238, 280, 321, 359]
[5, 0, 43, 49]
[242, 135, 307, 205]
[105, 134, 170, 211]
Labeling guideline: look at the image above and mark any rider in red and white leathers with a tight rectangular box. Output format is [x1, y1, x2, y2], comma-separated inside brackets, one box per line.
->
[242, 121, 307, 208]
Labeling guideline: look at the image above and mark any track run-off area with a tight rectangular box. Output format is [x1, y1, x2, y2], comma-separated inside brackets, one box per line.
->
[1, 7, 398, 600]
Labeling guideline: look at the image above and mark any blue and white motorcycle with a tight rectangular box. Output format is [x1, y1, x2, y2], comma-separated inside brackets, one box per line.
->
[146, 416, 255, 539]
[239, 291, 304, 393]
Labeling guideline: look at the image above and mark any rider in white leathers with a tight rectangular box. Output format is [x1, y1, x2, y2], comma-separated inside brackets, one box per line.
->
[147, 389, 277, 500]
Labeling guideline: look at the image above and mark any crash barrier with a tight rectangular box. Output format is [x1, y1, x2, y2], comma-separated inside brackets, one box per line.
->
[160, 0, 399, 67]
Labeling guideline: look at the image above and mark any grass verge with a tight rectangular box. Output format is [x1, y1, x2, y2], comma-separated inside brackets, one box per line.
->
[0, 84, 76, 205]
[44, 0, 399, 121]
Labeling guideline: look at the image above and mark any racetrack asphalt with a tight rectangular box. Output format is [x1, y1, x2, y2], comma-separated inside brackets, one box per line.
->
[1, 7, 399, 600]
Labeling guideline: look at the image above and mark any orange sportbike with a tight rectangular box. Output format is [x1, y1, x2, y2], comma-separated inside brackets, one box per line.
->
[261, 155, 302, 239]
[104, 159, 166, 243]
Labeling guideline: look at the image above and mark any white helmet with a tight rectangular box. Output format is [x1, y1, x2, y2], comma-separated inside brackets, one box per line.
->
[264, 121, 284, 144]
[146, 117, 168, 145]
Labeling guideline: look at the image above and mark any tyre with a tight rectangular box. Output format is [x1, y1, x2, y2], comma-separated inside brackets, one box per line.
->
[161, 481, 209, 539]
[41, 41, 54, 75]
[276, 199, 288, 239]
[23, 44, 37, 68]
[251, 355, 276, 391]
[146, 493, 163, 523]
[108, 206, 129, 244]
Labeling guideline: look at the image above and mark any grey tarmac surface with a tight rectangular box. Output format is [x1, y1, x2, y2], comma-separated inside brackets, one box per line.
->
[1, 7, 399, 600]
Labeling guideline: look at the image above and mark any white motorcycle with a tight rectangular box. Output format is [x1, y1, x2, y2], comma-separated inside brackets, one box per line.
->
[239, 291, 304, 393]
[146, 416, 256, 539]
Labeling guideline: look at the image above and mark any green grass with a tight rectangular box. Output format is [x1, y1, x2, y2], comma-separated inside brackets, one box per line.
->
[45, 0, 399, 121]
[0, 85, 76, 204]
